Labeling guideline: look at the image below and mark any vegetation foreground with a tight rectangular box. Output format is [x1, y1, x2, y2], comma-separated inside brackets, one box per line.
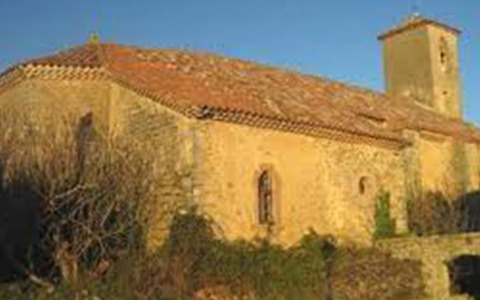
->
[0, 208, 424, 300]
[2, 111, 473, 300]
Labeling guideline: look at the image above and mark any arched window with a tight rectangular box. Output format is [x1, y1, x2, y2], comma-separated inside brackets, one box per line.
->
[359, 176, 370, 195]
[359, 176, 376, 198]
[258, 171, 274, 225]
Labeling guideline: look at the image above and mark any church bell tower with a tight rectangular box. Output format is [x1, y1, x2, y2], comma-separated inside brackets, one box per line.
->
[379, 15, 463, 119]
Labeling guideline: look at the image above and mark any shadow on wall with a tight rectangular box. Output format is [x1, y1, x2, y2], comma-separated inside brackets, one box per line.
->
[0, 111, 140, 284]
[448, 255, 480, 300]
[455, 191, 480, 232]
[408, 190, 480, 236]
[0, 170, 42, 282]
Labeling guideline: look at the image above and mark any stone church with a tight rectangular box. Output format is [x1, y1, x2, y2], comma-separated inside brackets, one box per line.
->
[1, 15, 479, 246]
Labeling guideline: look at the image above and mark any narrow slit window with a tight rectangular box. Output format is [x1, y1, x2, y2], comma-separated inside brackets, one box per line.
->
[439, 37, 450, 72]
[258, 171, 274, 225]
[440, 51, 447, 65]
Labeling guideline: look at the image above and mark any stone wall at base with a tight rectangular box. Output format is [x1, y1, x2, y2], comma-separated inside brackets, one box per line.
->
[377, 232, 480, 299]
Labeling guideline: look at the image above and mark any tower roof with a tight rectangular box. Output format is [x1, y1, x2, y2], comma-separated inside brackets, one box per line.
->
[378, 15, 461, 41]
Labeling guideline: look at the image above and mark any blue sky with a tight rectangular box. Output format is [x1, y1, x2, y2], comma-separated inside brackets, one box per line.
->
[1, 0, 479, 124]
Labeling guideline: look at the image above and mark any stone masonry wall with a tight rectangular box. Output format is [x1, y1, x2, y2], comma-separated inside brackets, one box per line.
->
[419, 133, 459, 194]
[108, 83, 197, 248]
[465, 143, 480, 191]
[0, 79, 197, 250]
[402, 128, 479, 202]
[2, 77, 480, 253]
[0, 79, 111, 132]
[193, 120, 407, 245]
[414, 131, 478, 197]
[377, 232, 480, 299]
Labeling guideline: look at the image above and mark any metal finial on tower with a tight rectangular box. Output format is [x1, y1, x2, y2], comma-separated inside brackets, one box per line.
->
[87, 31, 100, 45]
[403, 0, 423, 24]
[411, 0, 421, 17]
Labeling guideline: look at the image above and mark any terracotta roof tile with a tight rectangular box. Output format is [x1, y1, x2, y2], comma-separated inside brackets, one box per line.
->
[7, 43, 480, 145]
[23, 45, 104, 68]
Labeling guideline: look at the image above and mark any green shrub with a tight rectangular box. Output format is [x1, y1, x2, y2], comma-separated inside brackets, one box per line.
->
[164, 208, 335, 300]
[0, 208, 425, 300]
[374, 190, 395, 239]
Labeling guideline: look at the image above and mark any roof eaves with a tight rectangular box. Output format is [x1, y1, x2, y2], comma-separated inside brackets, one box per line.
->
[19, 44, 106, 69]
[0, 67, 28, 96]
[193, 105, 410, 150]
[378, 18, 461, 41]
[0, 63, 108, 97]
[21, 64, 107, 81]
[406, 123, 480, 144]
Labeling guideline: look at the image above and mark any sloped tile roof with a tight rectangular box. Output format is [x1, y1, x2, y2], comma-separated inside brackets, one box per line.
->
[23, 45, 104, 68]
[6, 43, 480, 145]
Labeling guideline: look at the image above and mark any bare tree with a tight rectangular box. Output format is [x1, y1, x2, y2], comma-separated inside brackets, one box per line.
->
[0, 105, 179, 287]
[407, 186, 470, 236]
